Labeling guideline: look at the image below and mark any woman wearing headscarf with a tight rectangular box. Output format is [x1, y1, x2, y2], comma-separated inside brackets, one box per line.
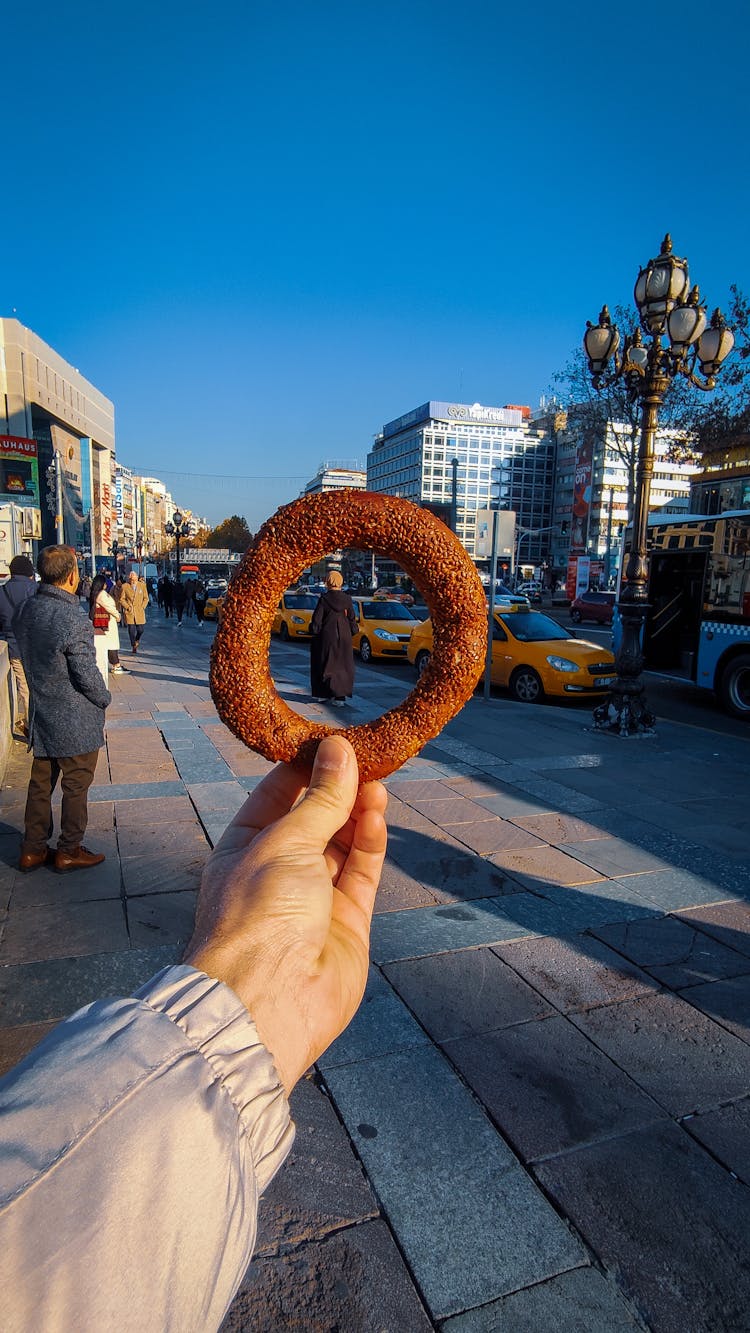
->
[89, 574, 122, 684]
[310, 571, 357, 706]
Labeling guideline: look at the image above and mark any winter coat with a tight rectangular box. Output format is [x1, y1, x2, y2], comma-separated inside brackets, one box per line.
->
[310, 589, 357, 698]
[0, 965, 293, 1331]
[92, 588, 120, 651]
[0, 575, 37, 658]
[119, 579, 149, 625]
[13, 584, 110, 757]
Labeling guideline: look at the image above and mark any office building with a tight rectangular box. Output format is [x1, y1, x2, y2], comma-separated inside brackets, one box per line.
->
[366, 401, 554, 566]
[0, 318, 116, 556]
[303, 462, 366, 495]
[546, 411, 699, 580]
[689, 435, 750, 513]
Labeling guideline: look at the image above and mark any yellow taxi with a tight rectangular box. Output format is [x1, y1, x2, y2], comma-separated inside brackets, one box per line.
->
[351, 597, 422, 663]
[272, 590, 319, 640]
[203, 593, 225, 622]
[407, 607, 616, 702]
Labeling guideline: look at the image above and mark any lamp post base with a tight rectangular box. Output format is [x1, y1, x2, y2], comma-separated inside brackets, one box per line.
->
[592, 679, 656, 737]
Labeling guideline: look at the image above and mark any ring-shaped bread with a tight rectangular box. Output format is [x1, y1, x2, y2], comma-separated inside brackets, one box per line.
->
[210, 490, 487, 783]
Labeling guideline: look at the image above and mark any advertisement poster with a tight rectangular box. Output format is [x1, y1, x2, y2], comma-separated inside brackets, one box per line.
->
[0, 436, 39, 508]
[570, 432, 594, 553]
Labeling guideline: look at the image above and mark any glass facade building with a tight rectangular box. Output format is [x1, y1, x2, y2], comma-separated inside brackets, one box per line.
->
[366, 401, 554, 565]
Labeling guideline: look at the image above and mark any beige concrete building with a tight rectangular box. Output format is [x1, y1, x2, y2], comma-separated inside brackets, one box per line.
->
[0, 318, 116, 557]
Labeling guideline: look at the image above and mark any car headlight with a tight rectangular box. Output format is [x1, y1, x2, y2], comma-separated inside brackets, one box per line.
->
[374, 628, 399, 641]
[291, 615, 305, 624]
[546, 655, 580, 672]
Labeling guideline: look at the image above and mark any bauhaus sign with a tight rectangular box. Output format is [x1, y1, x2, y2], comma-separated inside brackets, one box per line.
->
[0, 436, 40, 507]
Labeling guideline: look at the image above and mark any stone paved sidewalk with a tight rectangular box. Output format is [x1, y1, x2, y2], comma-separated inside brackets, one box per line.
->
[2, 610, 750, 1330]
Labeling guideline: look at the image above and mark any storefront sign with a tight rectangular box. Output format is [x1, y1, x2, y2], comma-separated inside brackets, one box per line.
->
[0, 436, 39, 508]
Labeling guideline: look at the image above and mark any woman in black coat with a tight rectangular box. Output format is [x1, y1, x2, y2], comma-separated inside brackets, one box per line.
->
[310, 572, 358, 706]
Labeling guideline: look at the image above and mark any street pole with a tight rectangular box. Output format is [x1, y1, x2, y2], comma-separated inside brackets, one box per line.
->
[54, 452, 64, 544]
[451, 458, 459, 534]
[584, 235, 735, 736]
[483, 509, 500, 701]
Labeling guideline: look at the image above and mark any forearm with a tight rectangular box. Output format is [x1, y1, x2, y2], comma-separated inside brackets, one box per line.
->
[0, 965, 294, 1332]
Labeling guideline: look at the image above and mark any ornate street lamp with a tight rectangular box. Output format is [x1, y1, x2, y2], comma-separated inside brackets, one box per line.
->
[164, 509, 191, 574]
[584, 234, 734, 736]
[110, 538, 120, 571]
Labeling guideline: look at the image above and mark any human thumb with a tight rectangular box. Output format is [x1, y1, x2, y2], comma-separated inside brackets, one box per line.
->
[284, 736, 359, 846]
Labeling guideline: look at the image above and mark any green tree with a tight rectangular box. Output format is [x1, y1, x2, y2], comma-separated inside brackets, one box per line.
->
[204, 515, 253, 552]
[674, 285, 749, 461]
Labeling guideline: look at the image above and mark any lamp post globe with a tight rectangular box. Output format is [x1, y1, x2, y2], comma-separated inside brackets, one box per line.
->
[583, 234, 734, 737]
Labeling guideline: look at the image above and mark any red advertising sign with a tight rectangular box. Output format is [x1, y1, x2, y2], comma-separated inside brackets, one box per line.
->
[570, 432, 594, 553]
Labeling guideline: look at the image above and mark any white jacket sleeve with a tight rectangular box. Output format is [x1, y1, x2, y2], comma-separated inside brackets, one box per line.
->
[0, 965, 294, 1333]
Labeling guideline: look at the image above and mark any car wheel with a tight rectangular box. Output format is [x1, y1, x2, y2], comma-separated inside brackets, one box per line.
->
[570, 609, 582, 623]
[415, 649, 431, 678]
[719, 653, 750, 719]
[510, 666, 544, 703]
[359, 637, 372, 663]
[279, 622, 289, 641]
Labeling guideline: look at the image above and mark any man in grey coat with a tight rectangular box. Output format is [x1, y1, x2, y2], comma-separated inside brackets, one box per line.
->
[14, 545, 111, 874]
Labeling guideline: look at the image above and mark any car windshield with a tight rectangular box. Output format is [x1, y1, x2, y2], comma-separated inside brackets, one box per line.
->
[284, 595, 318, 610]
[359, 601, 415, 620]
[499, 611, 570, 643]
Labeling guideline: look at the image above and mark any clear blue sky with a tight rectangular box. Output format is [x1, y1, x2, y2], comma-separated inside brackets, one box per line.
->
[4, 0, 748, 529]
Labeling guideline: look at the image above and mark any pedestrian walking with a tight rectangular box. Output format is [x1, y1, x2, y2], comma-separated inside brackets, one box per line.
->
[184, 578, 195, 619]
[13, 545, 110, 874]
[88, 574, 121, 683]
[172, 577, 187, 626]
[119, 570, 149, 654]
[193, 578, 207, 625]
[310, 571, 357, 706]
[0, 554, 38, 738]
[160, 574, 173, 618]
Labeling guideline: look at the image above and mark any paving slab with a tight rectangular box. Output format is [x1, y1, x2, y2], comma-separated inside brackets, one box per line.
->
[121, 849, 207, 897]
[444, 819, 545, 856]
[509, 810, 615, 844]
[678, 973, 750, 1044]
[318, 966, 431, 1069]
[536, 1120, 750, 1333]
[387, 829, 521, 901]
[374, 858, 441, 912]
[557, 836, 671, 878]
[117, 819, 208, 861]
[570, 990, 750, 1116]
[592, 914, 750, 987]
[255, 1076, 378, 1254]
[0, 897, 130, 965]
[125, 890, 197, 947]
[683, 1096, 750, 1187]
[487, 845, 606, 891]
[494, 934, 658, 1013]
[0, 944, 181, 1025]
[88, 780, 187, 802]
[443, 1012, 665, 1163]
[0, 1020, 59, 1077]
[538, 878, 663, 927]
[674, 899, 750, 958]
[324, 1045, 584, 1319]
[114, 794, 198, 825]
[384, 946, 554, 1040]
[370, 898, 536, 964]
[223, 1219, 432, 1332]
[186, 780, 248, 814]
[440, 1266, 644, 1333]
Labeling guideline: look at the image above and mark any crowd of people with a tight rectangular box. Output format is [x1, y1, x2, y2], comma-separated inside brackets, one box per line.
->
[155, 573, 208, 624]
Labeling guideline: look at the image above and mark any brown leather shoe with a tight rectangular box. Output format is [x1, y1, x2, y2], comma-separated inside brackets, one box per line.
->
[54, 845, 106, 874]
[19, 847, 54, 873]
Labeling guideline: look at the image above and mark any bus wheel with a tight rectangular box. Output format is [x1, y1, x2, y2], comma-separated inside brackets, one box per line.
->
[719, 653, 750, 719]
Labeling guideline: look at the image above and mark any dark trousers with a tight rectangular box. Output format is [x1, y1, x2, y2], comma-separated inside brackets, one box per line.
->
[23, 751, 99, 854]
[108, 648, 121, 666]
[127, 622, 144, 649]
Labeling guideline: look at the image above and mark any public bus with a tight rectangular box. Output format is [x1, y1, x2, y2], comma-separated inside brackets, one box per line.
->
[615, 510, 750, 718]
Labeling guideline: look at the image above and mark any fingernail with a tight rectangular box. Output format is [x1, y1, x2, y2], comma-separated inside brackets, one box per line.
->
[314, 737, 349, 778]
